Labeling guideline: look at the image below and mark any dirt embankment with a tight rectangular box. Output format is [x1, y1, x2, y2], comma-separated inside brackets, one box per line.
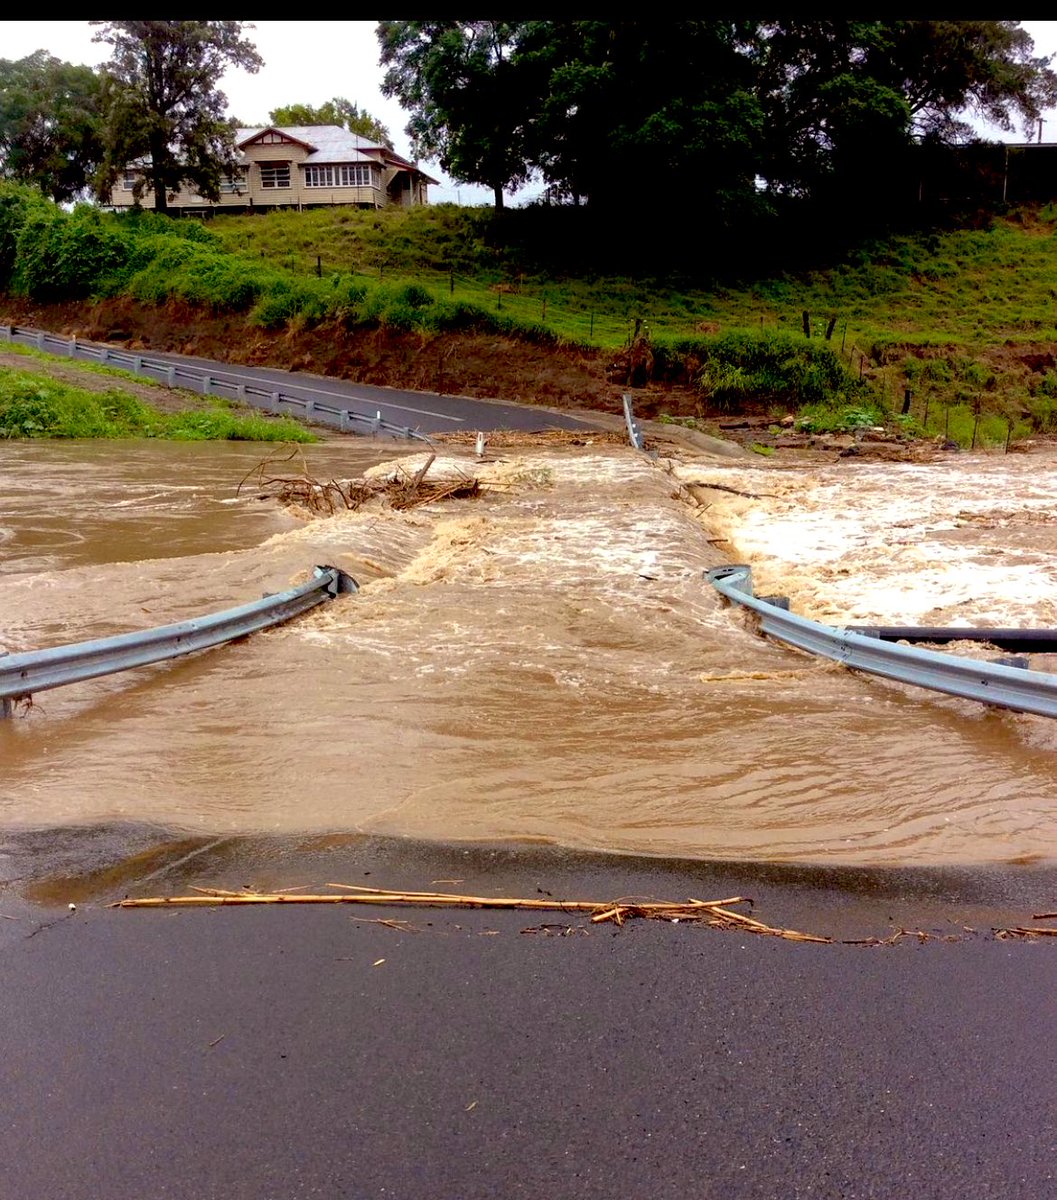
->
[0, 296, 703, 421]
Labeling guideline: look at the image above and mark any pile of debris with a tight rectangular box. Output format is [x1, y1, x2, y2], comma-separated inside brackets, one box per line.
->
[238, 449, 481, 516]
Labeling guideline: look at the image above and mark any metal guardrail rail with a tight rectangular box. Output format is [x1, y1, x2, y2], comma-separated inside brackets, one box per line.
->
[0, 323, 432, 444]
[707, 564, 1057, 718]
[0, 565, 357, 718]
[848, 624, 1057, 654]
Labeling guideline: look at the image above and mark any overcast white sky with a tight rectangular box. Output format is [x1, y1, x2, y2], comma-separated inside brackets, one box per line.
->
[4, 20, 1057, 205]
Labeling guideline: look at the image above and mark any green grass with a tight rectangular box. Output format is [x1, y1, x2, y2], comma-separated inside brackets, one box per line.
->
[0, 366, 318, 441]
[8, 185, 1057, 446]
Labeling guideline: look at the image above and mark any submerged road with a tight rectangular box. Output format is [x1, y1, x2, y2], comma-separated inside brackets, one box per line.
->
[2, 835, 1056, 1199]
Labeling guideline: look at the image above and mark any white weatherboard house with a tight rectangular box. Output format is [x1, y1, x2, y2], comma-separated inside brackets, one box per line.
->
[112, 125, 439, 214]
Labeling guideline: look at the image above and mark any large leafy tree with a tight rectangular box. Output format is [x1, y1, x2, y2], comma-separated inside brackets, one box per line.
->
[520, 20, 765, 217]
[378, 21, 534, 209]
[378, 20, 1057, 216]
[755, 21, 1057, 199]
[268, 98, 393, 148]
[93, 21, 262, 213]
[0, 52, 105, 203]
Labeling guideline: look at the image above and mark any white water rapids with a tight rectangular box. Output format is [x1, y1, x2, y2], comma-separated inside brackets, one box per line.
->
[3, 435, 1057, 866]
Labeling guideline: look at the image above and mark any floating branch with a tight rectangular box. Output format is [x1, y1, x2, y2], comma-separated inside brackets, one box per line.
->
[111, 884, 831, 942]
[238, 449, 480, 515]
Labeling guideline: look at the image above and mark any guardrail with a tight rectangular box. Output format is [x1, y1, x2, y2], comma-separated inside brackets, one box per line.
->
[0, 564, 357, 718]
[0, 323, 432, 444]
[622, 393, 645, 451]
[706, 564, 1057, 718]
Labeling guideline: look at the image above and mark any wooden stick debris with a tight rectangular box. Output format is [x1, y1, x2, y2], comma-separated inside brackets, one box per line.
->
[110, 885, 832, 942]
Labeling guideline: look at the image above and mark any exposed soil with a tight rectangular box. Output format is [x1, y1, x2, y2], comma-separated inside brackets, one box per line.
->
[0, 296, 703, 422]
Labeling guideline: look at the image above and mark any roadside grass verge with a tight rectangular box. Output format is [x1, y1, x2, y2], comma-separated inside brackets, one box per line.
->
[0, 366, 317, 441]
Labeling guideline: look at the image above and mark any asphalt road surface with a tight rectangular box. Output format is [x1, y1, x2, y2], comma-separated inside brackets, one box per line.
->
[2, 835, 1055, 1200]
[11, 326, 601, 437]
[158, 352, 600, 436]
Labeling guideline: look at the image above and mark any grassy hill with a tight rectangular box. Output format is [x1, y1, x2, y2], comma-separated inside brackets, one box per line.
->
[205, 201, 1057, 447]
[5, 184, 1057, 448]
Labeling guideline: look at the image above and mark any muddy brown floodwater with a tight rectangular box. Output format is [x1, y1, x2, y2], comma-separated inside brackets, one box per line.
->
[3, 435, 1057, 868]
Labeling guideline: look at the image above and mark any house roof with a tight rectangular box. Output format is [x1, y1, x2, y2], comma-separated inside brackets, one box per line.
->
[235, 126, 439, 182]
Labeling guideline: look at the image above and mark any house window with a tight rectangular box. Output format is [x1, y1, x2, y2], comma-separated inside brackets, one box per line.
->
[304, 163, 376, 188]
[220, 171, 245, 194]
[339, 163, 374, 187]
[259, 162, 291, 189]
[122, 172, 138, 191]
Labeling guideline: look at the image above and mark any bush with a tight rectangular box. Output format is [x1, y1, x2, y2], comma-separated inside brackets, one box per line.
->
[12, 205, 131, 301]
[0, 184, 51, 290]
[655, 328, 863, 412]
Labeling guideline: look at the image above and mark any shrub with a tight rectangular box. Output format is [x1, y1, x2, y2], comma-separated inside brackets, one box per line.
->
[656, 328, 863, 412]
[12, 205, 131, 301]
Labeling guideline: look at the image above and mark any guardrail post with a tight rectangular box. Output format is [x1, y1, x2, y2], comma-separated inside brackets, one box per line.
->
[68, 337, 77, 357]
[623, 393, 645, 451]
[0, 325, 10, 343]
[0, 654, 10, 719]
[202, 374, 212, 394]
[339, 410, 351, 432]
[237, 384, 246, 401]
[100, 347, 109, 364]
[167, 366, 176, 387]
[36, 331, 45, 351]
[373, 410, 382, 435]
[271, 392, 281, 413]
[133, 355, 143, 375]
[304, 400, 315, 417]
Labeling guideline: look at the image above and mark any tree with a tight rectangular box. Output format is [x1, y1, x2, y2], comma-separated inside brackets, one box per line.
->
[378, 20, 767, 218]
[92, 21, 262, 213]
[520, 20, 765, 218]
[378, 21, 535, 209]
[268, 98, 393, 147]
[0, 52, 105, 203]
[754, 21, 1057, 200]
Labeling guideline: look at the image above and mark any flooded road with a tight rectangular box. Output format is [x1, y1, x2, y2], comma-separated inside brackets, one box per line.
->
[3, 436, 1057, 868]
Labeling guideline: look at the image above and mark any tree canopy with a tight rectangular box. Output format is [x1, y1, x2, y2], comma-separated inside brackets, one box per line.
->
[377, 19, 1057, 213]
[268, 98, 393, 147]
[0, 52, 105, 203]
[379, 21, 535, 209]
[92, 21, 262, 213]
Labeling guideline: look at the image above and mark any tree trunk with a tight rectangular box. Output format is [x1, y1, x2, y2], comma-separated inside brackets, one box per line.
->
[493, 184, 505, 211]
[148, 134, 169, 214]
[152, 175, 168, 214]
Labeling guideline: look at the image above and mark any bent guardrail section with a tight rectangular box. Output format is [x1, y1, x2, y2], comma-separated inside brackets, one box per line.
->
[0, 323, 432, 444]
[706, 564, 1057, 718]
[0, 565, 357, 717]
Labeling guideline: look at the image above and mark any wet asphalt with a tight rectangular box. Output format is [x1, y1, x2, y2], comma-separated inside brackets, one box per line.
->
[5, 326, 600, 436]
[1, 833, 1056, 1199]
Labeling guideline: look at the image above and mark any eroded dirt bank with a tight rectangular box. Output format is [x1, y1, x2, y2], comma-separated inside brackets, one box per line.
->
[0, 295, 704, 420]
